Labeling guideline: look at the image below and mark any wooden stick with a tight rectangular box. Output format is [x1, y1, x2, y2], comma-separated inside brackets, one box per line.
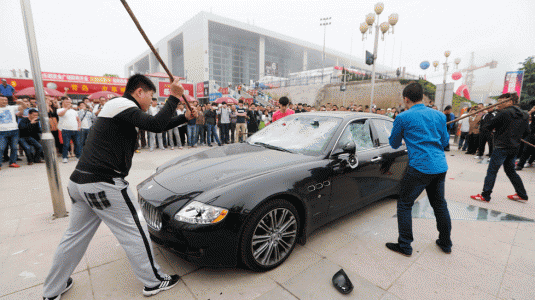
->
[120, 0, 193, 113]
[522, 139, 535, 148]
[446, 98, 511, 125]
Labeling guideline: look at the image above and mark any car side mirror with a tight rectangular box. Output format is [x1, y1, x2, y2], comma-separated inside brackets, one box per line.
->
[342, 141, 356, 153]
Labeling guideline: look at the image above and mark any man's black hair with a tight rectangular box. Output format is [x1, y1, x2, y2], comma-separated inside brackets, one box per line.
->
[279, 96, 290, 106]
[83, 97, 89, 100]
[402, 82, 424, 102]
[151, 98, 158, 101]
[61, 96, 69, 100]
[239, 100, 244, 104]
[444, 105, 452, 111]
[222, 101, 227, 105]
[124, 74, 156, 95]
[28, 109, 38, 114]
[499, 92, 519, 104]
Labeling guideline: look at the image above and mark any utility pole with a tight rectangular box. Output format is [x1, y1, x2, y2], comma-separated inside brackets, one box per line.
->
[320, 17, 331, 83]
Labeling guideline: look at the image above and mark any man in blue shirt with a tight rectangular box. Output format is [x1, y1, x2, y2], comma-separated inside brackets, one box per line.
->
[387, 82, 452, 256]
[0, 79, 16, 105]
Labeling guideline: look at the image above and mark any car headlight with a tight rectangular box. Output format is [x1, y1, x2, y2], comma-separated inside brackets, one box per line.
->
[174, 201, 228, 224]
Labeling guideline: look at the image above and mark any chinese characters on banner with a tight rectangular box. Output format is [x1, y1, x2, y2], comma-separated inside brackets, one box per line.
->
[158, 82, 194, 98]
[7, 77, 126, 95]
[196, 81, 209, 98]
[503, 71, 524, 97]
[41, 72, 128, 85]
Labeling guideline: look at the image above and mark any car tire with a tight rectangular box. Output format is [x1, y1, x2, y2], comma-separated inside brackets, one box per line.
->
[240, 199, 300, 271]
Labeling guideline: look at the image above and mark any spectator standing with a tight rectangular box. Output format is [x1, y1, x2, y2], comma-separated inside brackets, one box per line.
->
[46, 97, 61, 154]
[0, 96, 22, 169]
[57, 98, 81, 163]
[230, 104, 237, 143]
[471, 93, 529, 203]
[204, 103, 222, 146]
[236, 100, 247, 142]
[176, 104, 187, 146]
[218, 102, 231, 143]
[515, 105, 535, 170]
[457, 108, 470, 151]
[166, 105, 183, 150]
[77, 102, 95, 150]
[93, 96, 108, 116]
[0, 79, 16, 105]
[443, 105, 455, 151]
[272, 97, 295, 122]
[466, 104, 483, 155]
[186, 105, 197, 148]
[18, 109, 43, 164]
[148, 99, 165, 151]
[247, 104, 260, 136]
[195, 105, 206, 146]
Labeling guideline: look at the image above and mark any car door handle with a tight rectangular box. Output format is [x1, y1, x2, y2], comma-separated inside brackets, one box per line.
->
[371, 156, 382, 162]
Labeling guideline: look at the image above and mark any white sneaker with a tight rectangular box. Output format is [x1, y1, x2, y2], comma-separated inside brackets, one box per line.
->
[525, 163, 533, 168]
[171, 147, 174, 150]
[149, 148, 154, 152]
[62, 158, 68, 163]
[474, 156, 482, 159]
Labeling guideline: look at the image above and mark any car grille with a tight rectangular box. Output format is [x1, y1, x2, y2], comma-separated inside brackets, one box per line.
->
[139, 197, 162, 231]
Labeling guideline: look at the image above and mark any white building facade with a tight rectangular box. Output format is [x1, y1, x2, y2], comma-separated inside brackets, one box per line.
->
[125, 11, 392, 89]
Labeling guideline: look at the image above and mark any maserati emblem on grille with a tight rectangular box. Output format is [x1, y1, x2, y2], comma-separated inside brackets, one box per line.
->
[307, 181, 331, 192]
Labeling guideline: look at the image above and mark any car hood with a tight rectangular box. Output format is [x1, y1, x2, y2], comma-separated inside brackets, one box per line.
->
[152, 143, 315, 194]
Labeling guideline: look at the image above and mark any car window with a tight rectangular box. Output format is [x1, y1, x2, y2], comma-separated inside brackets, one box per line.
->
[373, 119, 394, 146]
[338, 119, 374, 151]
[248, 115, 342, 156]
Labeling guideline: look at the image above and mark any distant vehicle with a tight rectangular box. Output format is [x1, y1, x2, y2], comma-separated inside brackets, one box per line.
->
[137, 112, 408, 271]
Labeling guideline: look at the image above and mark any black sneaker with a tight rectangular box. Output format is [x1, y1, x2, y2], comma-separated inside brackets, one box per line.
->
[436, 239, 452, 254]
[385, 242, 412, 257]
[143, 275, 180, 297]
[43, 277, 73, 300]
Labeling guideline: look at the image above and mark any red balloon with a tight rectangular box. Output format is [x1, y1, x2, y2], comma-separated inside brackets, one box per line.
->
[452, 72, 462, 81]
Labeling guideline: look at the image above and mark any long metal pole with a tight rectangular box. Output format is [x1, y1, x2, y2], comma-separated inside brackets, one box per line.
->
[441, 57, 448, 111]
[370, 17, 380, 112]
[322, 25, 326, 83]
[20, 0, 67, 218]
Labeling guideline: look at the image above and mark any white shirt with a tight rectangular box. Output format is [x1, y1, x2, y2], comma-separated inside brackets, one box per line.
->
[148, 105, 160, 116]
[218, 107, 231, 124]
[57, 108, 79, 131]
[459, 113, 470, 132]
[0, 105, 19, 131]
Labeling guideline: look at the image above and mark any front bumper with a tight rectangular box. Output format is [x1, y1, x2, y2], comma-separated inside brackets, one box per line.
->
[138, 179, 241, 267]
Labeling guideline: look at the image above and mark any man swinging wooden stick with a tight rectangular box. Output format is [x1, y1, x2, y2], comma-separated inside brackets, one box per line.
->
[42, 2, 198, 299]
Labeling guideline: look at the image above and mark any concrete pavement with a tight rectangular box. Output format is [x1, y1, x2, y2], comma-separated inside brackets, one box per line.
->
[1, 145, 534, 299]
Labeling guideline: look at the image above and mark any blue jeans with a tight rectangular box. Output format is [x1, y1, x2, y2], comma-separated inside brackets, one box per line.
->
[187, 125, 197, 147]
[195, 124, 205, 145]
[482, 148, 528, 201]
[0, 130, 19, 166]
[79, 128, 90, 149]
[397, 166, 452, 254]
[220, 123, 230, 143]
[458, 132, 468, 150]
[19, 137, 43, 163]
[62, 130, 81, 159]
[205, 124, 221, 146]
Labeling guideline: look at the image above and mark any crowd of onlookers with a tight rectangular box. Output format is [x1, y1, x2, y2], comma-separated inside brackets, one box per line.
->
[2, 81, 535, 172]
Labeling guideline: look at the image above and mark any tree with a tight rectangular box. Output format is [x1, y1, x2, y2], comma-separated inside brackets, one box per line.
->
[103, 73, 119, 78]
[519, 56, 535, 105]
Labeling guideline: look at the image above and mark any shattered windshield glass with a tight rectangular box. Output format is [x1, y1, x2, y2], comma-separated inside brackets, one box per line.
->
[248, 114, 342, 156]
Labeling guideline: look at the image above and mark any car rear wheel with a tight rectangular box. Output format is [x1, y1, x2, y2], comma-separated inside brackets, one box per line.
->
[240, 199, 300, 271]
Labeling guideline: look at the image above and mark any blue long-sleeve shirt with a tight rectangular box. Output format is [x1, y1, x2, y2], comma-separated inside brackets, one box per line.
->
[389, 104, 449, 174]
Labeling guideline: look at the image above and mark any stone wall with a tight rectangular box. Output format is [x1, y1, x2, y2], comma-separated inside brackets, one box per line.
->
[264, 79, 430, 109]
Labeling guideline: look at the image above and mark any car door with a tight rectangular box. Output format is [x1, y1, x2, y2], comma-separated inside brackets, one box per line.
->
[328, 118, 385, 220]
[370, 118, 409, 197]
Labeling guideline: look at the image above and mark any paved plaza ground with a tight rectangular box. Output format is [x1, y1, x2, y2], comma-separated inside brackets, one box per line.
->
[1, 145, 535, 299]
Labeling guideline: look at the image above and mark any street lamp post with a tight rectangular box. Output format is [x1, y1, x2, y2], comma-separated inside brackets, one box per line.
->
[360, 3, 398, 112]
[434, 51, 461, 111]
[320, 17, 331, 83]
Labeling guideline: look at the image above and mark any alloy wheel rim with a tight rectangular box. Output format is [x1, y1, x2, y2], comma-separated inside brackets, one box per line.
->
[251, 208, 297, 266]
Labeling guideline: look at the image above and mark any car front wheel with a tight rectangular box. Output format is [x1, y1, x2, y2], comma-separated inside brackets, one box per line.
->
[240, 199, 300, 271]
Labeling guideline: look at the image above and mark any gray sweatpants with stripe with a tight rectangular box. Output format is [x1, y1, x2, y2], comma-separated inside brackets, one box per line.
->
[43, 178, 167, 298]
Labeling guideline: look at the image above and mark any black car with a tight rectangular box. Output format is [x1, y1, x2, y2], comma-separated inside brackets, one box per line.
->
[137, 112, 408, 271]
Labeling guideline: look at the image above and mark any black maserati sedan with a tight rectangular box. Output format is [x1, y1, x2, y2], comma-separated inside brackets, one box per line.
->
[137, 112, 408, 271]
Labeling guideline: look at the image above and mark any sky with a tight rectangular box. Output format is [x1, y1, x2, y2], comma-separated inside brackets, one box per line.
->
[2, 0, 534, 102]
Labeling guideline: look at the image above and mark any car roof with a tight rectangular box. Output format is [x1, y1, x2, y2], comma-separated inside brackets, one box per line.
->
[295, 111, 393, 122]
